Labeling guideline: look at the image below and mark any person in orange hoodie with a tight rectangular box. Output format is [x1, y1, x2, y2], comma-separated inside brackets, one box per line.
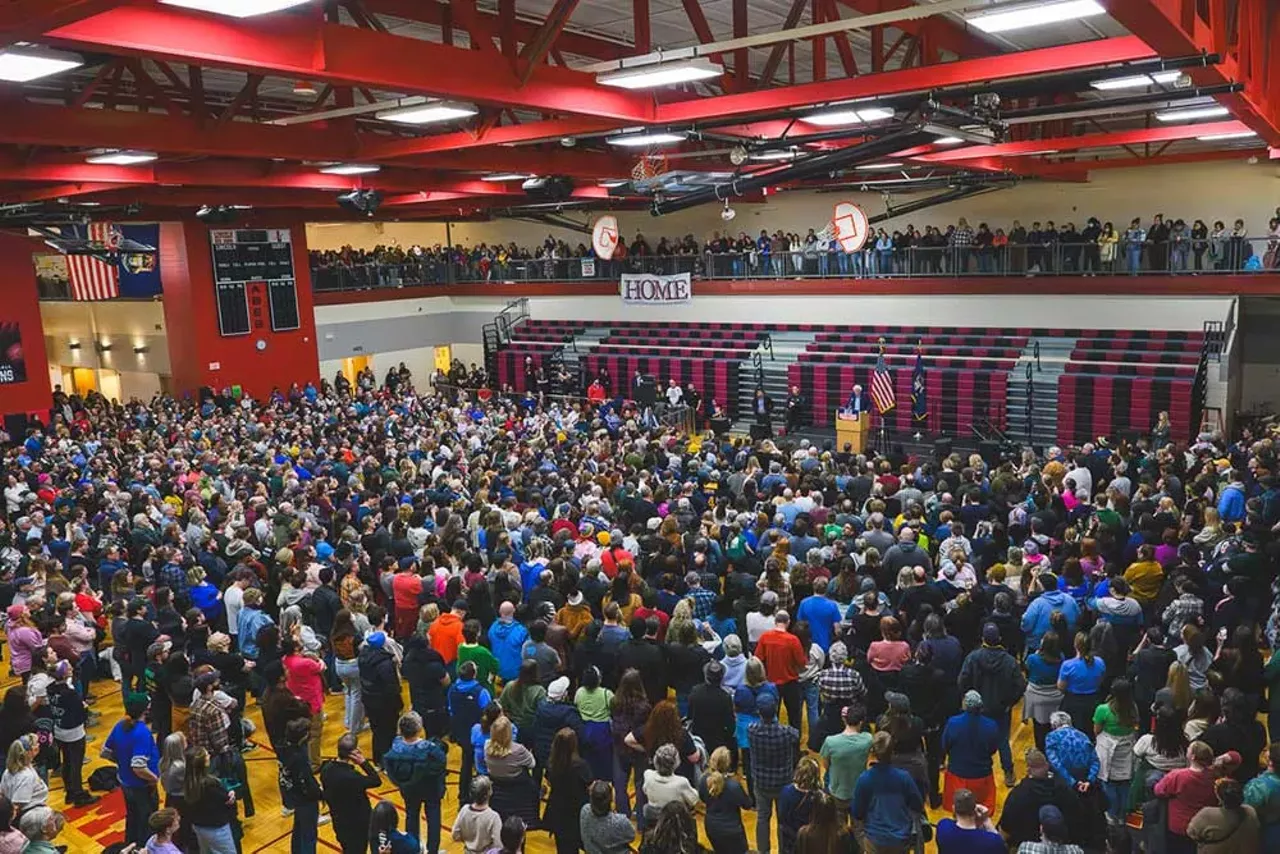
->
[754, 609, 807, 731]
[428, 599, 468, 672]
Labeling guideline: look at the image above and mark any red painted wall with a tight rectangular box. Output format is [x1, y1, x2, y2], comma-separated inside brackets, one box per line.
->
[160, 219, 319, 399]
[0, 233, 52, 422]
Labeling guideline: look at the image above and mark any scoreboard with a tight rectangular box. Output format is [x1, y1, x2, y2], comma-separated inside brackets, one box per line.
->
[210, 228, 301, 337]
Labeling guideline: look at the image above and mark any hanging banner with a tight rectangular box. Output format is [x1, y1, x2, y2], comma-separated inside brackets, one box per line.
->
[0, 322, 26, 384]
[620, 272, 692, 305]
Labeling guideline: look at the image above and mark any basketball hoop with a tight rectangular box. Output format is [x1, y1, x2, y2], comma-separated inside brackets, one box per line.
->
[631, 149, 670, 182]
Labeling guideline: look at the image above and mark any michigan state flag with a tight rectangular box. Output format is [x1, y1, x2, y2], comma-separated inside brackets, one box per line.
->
[912, 349, 927, 423]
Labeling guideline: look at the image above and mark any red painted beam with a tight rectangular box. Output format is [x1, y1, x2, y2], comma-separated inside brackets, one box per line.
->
[1098, 0, 1280, 145]
[922, 120, 1253, 162]
[0, 181, 128, 203]
[1082, 148, 1269, 169]
[45, 5, 654, 122]
[657, 36, 1157, 123]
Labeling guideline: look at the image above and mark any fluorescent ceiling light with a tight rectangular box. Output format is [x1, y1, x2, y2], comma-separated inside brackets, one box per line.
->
[319, 164, 382, 175]
[933, 137, 965, 145]
[599, 179, 630, 187]
[85, 150, 158, 165]
[160, 0, 313, 17]
[597, 58, 722, 89]
[750, 149, 802, 161]
[1196, 130, 1258, 141]
[802, 107, 894, 126]
[1090, 70, 1182, 91]
[375, 101, 478, 125]
[0, 47, 82, 82]
[967, 0, 1104, 34]
[605, 131, 685, 148]
[856, 162, 904, 170]
[482, 173, 532, 181]
[1155, 105, 1230, 122]
[1004, 149, 1059, 157]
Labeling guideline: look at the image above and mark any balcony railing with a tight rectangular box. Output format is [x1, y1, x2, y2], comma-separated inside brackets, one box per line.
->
[309, 237, 1276, 292]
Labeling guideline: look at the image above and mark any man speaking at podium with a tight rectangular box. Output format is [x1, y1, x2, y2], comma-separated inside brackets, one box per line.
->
[844, 384, 866, 416]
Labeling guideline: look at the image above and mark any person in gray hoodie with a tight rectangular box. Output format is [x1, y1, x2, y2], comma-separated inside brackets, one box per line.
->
[882, 526, 934, 578]
[958, 623, 1026, 787]
[720, 634, 747, 694]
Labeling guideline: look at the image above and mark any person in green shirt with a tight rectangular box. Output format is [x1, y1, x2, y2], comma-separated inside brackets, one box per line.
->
[819, 704, 873, 809]
[1244, 744, 1280, 848]
[457, 620, 499, 693]
[1093, 678, 1139, 823]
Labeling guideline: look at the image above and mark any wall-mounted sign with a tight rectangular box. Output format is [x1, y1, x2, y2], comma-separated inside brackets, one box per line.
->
[0, 322, 26, 384]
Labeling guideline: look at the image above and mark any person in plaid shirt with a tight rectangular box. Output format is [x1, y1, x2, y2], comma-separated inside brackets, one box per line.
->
[1016, 805, 1084, 854]
[188, 667, 256, 819]
[818, 641, 866, 716]
[1161, 576, 1204, 640]
[747, 695, 799, 854]
[156, 547, 191, 609]
[685, 571, 716, 620]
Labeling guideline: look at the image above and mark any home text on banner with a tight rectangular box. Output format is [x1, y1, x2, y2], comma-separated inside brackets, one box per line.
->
[620, 272, 692, 305]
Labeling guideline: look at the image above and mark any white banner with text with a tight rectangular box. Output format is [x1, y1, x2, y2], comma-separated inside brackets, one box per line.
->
[619, 271, 692, 305]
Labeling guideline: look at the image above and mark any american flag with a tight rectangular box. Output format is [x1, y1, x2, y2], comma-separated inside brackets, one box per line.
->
[870, 350, 896, 415]
[67, 222, 120, 301]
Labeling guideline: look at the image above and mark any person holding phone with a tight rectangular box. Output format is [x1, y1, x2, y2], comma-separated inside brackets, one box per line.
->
[936, 787, 1005, 854]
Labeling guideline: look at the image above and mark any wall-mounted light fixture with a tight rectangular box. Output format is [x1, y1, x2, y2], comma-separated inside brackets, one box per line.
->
[67, 341, 82, 350]
[133, 345, 149, 355]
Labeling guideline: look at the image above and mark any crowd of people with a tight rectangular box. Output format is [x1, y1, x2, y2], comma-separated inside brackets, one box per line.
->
[308, 211, 1280, 288]
[2, 364, 1280, 854]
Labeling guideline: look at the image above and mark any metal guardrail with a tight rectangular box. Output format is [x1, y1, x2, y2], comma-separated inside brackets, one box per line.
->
[309, 237, 1278, 291]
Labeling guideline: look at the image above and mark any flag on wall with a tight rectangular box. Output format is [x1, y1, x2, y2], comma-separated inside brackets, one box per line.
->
[870, 346, 896, 415]
[912, 344, 928, 423]
[66, 222, 120, 301]
[56, 222, 162, 301]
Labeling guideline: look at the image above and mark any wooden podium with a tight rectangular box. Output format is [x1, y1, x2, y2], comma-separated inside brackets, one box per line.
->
[835, 410, 867, 453]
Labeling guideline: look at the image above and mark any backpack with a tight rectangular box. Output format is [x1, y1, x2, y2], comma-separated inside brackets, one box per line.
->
[447, 683, 483, 745]
[383, 739, 447, 795]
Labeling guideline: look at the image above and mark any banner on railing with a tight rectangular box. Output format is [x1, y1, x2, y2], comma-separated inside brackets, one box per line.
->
[580, 258, 596, 278]
[620, 271, 692, 305]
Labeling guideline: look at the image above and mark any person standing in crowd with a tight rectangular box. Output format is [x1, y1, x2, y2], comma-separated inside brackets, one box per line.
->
[959, 622, 1025, 787]
[359, 631, 403, 765]
[748, 696, 799, 854]
[941, 690, 1002, 813]
[103, 694, 160, 848]
[278, 717, 324, 854]
[754, 609, 806, 729]
[852, 731, 924, 854]
[936, 788, 1005, 854]
[319, 733, 381, 854]
[382, 711, 448, 853]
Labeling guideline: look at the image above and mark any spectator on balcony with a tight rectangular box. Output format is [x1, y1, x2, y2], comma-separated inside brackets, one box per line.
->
[1124, 218, 1147, 274]
[1080, 218, 1102, 275]
[950, 217, 975, 273]
[1149, 213, 1171, 271]
[1098, 222, 1119, 272]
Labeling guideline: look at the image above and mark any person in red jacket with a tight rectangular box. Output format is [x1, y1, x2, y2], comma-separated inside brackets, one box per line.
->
[754, 610, 806, 730]
[427, 599, 468, 671]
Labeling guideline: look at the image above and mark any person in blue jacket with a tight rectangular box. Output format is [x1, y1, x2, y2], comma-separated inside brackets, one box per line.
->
[487, 601, 528, 683]
[852, 730, 924, 851]
[1020, 572, 1081, 652]
[940, 691, 1002, 813]
[1217, 472, 1247, 523]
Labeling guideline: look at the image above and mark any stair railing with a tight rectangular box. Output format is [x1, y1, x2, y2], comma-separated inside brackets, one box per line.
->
[1024, 362, 1034, 444]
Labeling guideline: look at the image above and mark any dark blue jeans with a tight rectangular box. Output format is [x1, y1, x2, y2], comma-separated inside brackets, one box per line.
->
[291, 800, 319, 854]
[123, 784, 159, 847]
[403, 791, 441, 854]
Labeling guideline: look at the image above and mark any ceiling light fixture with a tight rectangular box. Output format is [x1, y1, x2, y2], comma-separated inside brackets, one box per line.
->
[0, 46, 83, 82]
[967, 0, 1105, 34]
[1155, 105, 1230, 122]
[932, 137, 965, 145]
[159, 0, 313, 18]
[599, 179, 630, 188]
[605, 131, 685, 148]
[802, 106, 894, 126]
[375, 101, 478, 125]
[597, 57, 722, 90]
[292, 80, 318, 96]
[1003, 149, 1060, 157]
[1196, 130, 1259, 141]
[1090, 70, 1182, 91]
[319, 164, 382, 176]
[85, 150, 158, 166]
[856, 162, 904, 170]
[481, 173, 532, 182]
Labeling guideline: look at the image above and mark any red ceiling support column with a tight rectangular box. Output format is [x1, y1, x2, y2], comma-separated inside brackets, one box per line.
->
[0, 234, 52, 426]
[812, 0, 827, 83]
[159, 220, 318, 399]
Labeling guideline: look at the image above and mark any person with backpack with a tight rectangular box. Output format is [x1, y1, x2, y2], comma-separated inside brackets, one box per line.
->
[381, 711, 447, 854]
[449, 660, 493, 803]
[402, 634, 450, 739]
[277, 717, 323, 854]
[319, 732, 381, 854]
